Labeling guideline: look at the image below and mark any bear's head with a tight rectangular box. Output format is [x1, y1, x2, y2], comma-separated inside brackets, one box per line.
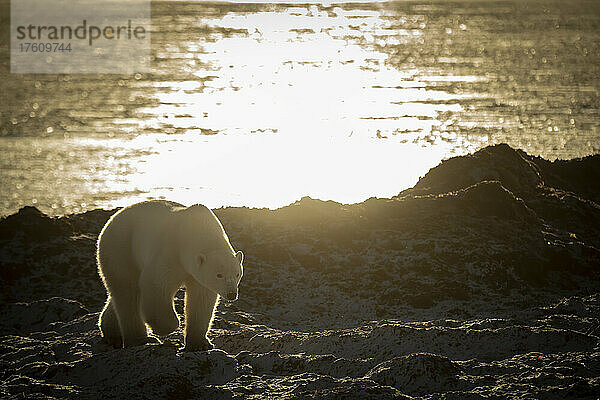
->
[177, 205, 244, 301]
[192, 249, 244, 301]
[179, 243, 244, 301]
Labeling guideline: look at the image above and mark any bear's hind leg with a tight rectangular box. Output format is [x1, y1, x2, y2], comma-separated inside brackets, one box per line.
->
[111, 282, 149, 347]
[99, 297, 122, 348]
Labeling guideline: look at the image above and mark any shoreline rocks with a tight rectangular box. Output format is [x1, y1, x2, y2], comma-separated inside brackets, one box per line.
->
[0, 144, 599, 399]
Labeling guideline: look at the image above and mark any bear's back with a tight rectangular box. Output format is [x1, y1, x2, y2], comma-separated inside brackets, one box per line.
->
[102, 200, 183, 234]
[97, 201, 184, 269]
[177, 204, 234, 253]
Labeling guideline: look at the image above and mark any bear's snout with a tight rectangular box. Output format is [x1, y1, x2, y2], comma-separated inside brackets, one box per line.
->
[225, 291, 238, 301]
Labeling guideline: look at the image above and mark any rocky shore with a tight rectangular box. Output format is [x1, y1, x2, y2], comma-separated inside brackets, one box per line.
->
[1, 144, 599, 399]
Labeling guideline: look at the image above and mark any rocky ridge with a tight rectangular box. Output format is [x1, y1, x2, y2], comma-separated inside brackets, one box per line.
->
[0, 144, 599, 399]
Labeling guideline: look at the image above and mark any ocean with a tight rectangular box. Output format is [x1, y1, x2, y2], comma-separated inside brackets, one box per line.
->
[1, 0, 599, 216]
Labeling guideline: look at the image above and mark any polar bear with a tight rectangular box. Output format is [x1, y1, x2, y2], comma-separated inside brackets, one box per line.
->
[96, 200, 244, 351]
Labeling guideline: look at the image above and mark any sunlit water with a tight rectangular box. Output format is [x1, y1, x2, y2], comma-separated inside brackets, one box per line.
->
[1, 0, 599, 216]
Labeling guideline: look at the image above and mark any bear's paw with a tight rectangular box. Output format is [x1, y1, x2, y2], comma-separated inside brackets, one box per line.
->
[184, 337, 213, 352]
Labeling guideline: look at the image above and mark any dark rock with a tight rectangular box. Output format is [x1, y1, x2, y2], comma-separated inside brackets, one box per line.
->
[235, 351, 373, 378]
[525, 152, 600, 204]
[407, 294, 435, 308]
[287, 375, 410, 400]
[61, 208, 118, 235]
[0, 262, 31, 283]
[400, 143, 543, 198]
[365, 353, 463, 395]
[0, 207, 73, 242]
[0, 144, 599, 399]
[528, 187, 600, 248]
[452, 181, 537, 220]
[0, 298, 88, 335]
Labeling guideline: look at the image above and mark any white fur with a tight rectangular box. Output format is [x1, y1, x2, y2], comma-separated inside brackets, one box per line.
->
[96, 200, 243, 350]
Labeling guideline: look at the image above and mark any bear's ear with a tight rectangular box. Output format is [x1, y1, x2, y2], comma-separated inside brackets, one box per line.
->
[235, 251, 244, 264]
[197, 254, 206, 266]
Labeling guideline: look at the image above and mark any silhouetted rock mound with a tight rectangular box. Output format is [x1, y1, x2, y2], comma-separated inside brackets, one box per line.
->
[443, 180, 537, 220]
[0, 206, 73, 242]
[0, 144, 598, 399]
[401, 143, 543, 198]
[526, 151, 600, 204]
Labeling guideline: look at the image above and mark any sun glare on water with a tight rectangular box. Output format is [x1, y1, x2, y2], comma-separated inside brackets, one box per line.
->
[3, 0, 599, 216]
[95, 5, 479, 210]
[13, 1, 585, 216]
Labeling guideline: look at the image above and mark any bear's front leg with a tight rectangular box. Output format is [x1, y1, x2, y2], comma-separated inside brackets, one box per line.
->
[183, 281, 218, 351]
[140, 267, 180, 338]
